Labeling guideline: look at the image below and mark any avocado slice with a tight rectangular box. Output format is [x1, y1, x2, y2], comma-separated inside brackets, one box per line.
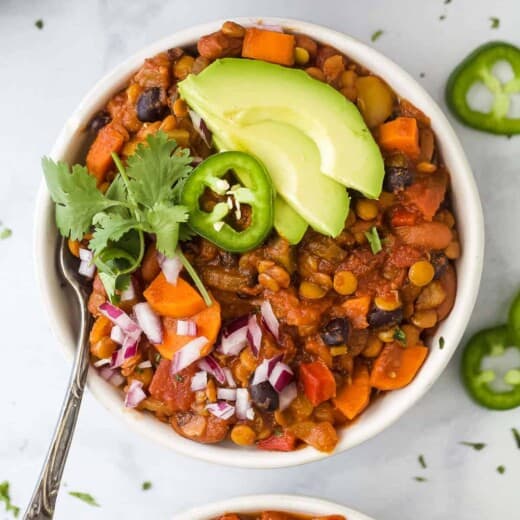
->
[274, 197, 308, 245]
[178, 58, 384, 198]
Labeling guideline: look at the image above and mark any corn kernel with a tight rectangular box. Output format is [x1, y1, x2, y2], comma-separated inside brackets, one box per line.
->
[299, 281, 327, 299]
[378, 327, 397, 343]
[356, 199, 379, 221]
[363, 336, 383, 357]
[416, 161, 437, 173]
[221, 21, 246, 38]
[173, 55, 195, 80]
[333, 270, 358, 295]
[445, 241, 461, 259]
[374, 293, 401, 311]
[330, 346, 348, 356]
[305, 67, 325, 81]
[294, 46, 310, 65]
[159, 114, 177, 132]
[408, 260, 435, 287]
[91, 337, 117, 358]
[230, 424, 256, 446]
[165, 128, 190, 147]
[173, 98, 188, 118]
[341, 70, 357, 88]
[411, 310, 438, 329]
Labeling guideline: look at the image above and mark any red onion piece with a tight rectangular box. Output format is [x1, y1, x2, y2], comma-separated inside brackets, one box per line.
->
[217, 388, 237, 401]
[79, 248, 93, 262]
[157, 252, 183, 285]
[278, 382, 298, 411]
[99, 302, 141, 337]
[261, 301, 279, 339]
[190, 370, 208, 391]
[269, 361, 294, 392]
[94, 358, 110, 368]
[223, 367, 237, 388]
[137, 360, 152, 369]
[246, 407, 255, 420]
[78, 259, 95, 279]
[198, 354, 226, 384]
[188, 109, 212, 148]
[124, 380, 146, 408]
[133, 302, 163, 344]
[191, 156, 203, 166]
[98, 367, 125, 387]
[219, 317, 249, 356]
[251, 23, 284, 32]
[206, 401, 235, 420]
[177, 319, 197, 336]
[247, 314, 262, 357]
[110, 325, 125, 345]
[235, 388, 251, 420]
[110, 333, 140, 368]
[251, 354, 283, 385]
[120, 277, 136, 301]
[171, 336, 208, 375]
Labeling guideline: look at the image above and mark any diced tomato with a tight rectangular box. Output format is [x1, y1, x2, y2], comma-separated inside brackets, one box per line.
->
[300, 361, 337, 406]
[148, 359, 195, 411]
[257, 430, 297, 451]
[390, 206, 418, 227]
[405, 170, 447, 220]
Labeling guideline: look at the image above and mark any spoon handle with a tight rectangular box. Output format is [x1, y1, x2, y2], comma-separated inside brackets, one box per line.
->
[24, 299, 91, 519]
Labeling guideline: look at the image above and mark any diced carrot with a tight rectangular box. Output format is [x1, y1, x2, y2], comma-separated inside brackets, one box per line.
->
[242, 28, 296, 66]
[370, 342, 428, 390]
[378, 117, 420, 159]
[300, 361, 336, 406]
[390, 206, 418, 227]
[155, 298, 221, 360]
[86, 122, 128, 184]
[257, 430, 297, 452]
[395, 222, 452, 250]
[333, 363, 371, 420]
[143, 273, 206, 318]
[341, 295, 371, 329]
[405, 170, 448, 220]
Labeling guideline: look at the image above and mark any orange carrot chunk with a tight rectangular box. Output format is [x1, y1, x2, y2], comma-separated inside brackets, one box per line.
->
[378, 117, 420, 159]
[155, 298, 221, 360]
[341, 295, 371, 329]
[370, 342, 428, 390]
[143, 273, 206, 318]
[333, 363, 371, 420]
[86, 122, 127, 184]
[242, 28, 296, 66]
[300, 361, 337, 406]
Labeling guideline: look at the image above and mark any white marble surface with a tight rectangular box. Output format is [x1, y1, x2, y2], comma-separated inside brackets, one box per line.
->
[1, 0, 520, 518]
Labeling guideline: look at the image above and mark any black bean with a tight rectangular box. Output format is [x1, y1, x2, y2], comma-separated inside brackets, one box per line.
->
[136, 87, 169, 122]
[431, 251, 449, 279]
[384, 166, 413, 192]
[88, 111, 111, 133]
[367, 307, 403, 328]
[249, 381, 279, 411]
[320, 317, 350, 346]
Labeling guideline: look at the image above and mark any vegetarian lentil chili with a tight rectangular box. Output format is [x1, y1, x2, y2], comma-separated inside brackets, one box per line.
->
[212, 512, 345, 520]
[52, 21, 459, 452]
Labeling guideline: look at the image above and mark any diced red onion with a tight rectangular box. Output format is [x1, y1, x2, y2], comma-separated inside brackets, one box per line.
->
[251, 354, 283, 385]
[190, 370, 208, 391]
[157, 252, 183, 285]
[171, 336, 208, 375]
[278, 382, 298, 411]
[251, 23, 284, 32]
[235, 388, 252, 420]
[223, 367, 237, 388]
[247, 314, 262, 357]
[110, 325, 125, 345]
[217, 388, 237, 401]
[177, 319, 197, 336]
[120, 277, 136, 301]
[133, 302, 163, 344]
[79, 248, 92, 262]
[219, 316, 250, 356]
[98, 367, 125, 387]
[78, 259, 95, 279]
[137, 360, 152, 369]
[261, 301, 279, 339]
[191, 156, 203, 166]
[269, 361, 294, 392]
[99, 302, 141, 337]
[246, 407, 255, 420]
[110, 335, 140, 369]
[206, 401, 235, 420]
[188, 109, 212, 148]
[198, 354, 226, 384]
[124, 380, 146, 408]
[94, 358, 110, 368]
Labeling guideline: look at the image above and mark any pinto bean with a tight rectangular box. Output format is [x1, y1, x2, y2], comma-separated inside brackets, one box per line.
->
[395, 222, 452, 250]
[197, 31, 243, 60]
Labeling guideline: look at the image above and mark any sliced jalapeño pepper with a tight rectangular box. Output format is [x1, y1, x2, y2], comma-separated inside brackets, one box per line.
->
[181, 151, 274, 252]
[446, 41, 520, 135]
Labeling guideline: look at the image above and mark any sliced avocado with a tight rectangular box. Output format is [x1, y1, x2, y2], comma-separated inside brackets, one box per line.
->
[178, 58, 384, 198]
[274, 196, 308, 244]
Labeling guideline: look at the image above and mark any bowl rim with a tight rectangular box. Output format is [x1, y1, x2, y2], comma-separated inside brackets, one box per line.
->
[34, 16, 484, 469]
[174, 494, 374, 520]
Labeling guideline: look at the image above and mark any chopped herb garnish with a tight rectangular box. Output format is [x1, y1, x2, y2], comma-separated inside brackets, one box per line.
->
[420, 72, 426, 78]
[174, 374, 184, 382]
[394, 328, 407, 344]
[439, 336, 445, 349]
[418, 454, 427, 469]
[0, 481, 20, 518]
[142, 481, 152, 491]
[68, 491, 100, 507]
[512, 427, 520, 448]
[273, 427, 283, 437]
[35, 19, 44, 29]
[154, 353, 162, 364]
[439, 14, 446, 20]
[489, 17, 500, 29]
[371, 30, 383, 42]
[497, 465, 506, 474]
[444, 0, 452, 4]
[0, 228, 12, 240]
[364, 226, 382, 254]
[413, 476, 427, 482]
[459, 441, 486, 451]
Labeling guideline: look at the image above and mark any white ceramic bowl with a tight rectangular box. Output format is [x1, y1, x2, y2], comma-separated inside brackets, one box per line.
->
[175, 494, 374, 520]
[34, 17, 484, 468]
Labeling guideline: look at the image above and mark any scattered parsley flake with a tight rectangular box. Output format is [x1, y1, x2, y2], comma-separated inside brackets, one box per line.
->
[364, 226, 382, 254]
[439, 336, 445, 350]
[273, 427, 283, 437]
[413, 476, 427, 482]
[489, 17, 500, 29]
[155, 353, 162, 364]
[439, 14, 446, 20]
[0, 481, 20, 518]
[497, 465, 506, 474]
[68, 491, 100, 507]
[418, 454, 427, 469]
[35, 19, 44, 29]
[420, 72, 426, 78]
[512, 427, 520, 448]
[459, 441, 486, 451]
[142, 481, 152, 491]
[0, 228, 12, 240]
[394, 328, 407, 344]
[444, 0, 452, 4]
[371, 30, 383, 42]
[175, 374, 184, 382]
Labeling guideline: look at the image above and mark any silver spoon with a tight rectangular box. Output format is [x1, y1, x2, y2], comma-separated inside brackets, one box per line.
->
[24, 237, 92, 519]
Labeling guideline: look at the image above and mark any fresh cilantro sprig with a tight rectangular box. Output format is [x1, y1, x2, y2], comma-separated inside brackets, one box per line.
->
[68, 491, 100, 507]
[0, 481, 19, 518]
[42, 131, 210, 304]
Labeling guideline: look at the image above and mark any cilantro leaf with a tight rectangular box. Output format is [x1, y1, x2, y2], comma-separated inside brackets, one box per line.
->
[89, 212, 140, 256]
[126, 132, 192, 208]
[68, 491, 100, 507]
[512, 427, 520, 448]
[179, 223, 197, 242]
[394, 328, 406, 343]
[371, 30, 383, 42]
[497, 465, 506, 474]
[104, 174, 128, 203]
[459, 441, 486, 451]
[489, 17, 500, 29]
[418, 454, 427, 468]
[413, 476, 427, 482]
[0, 228, 12, 240]
[42, 158, 119, 240]
[0, 481, 19, 518]
[364, 226, 382, 254]
[142, 481, 152, 491]
[143, 204, 189, 258]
